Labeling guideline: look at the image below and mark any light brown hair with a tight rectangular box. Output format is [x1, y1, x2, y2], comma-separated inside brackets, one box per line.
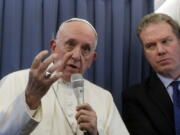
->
[137, 13, 180, 40]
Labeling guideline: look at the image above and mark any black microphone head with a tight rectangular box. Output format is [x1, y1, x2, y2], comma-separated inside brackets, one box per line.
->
[71, 73, 84, 89]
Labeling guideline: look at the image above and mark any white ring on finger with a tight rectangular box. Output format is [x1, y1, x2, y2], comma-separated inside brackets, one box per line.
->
[44, 71, 51, 78]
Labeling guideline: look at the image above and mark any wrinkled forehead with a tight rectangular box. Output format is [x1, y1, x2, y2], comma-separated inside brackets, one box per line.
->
[56, 19, 98, 49]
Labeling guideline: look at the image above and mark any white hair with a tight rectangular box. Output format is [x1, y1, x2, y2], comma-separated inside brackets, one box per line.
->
[56, 18, 98, 49]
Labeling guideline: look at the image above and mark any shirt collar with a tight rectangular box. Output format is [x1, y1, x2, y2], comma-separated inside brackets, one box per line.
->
[157, 73, 174, 88]
[157, 73, 180, 88]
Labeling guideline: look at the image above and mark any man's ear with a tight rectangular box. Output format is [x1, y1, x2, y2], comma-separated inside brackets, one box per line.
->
[50, 40, 56, 53]
[178, 38, 180, 45]
[87, 52, 97, 68]
[92, 52, 97, 61]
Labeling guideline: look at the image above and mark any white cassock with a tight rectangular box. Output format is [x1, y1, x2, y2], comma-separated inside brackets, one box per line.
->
[0, 69, 129, 135]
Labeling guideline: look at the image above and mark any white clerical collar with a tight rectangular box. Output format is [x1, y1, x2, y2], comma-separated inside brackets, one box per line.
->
[58, 78, 71, 87]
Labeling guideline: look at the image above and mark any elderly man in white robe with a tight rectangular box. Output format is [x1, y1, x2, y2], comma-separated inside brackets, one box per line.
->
[0, 18, 129, 135]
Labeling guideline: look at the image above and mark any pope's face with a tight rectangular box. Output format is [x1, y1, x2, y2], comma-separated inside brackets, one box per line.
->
[50, 21, 97, 81]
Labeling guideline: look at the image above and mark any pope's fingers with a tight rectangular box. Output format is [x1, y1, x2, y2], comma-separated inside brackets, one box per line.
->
[75, 109, 89, 120]
[47, 72, 63, 84]
[39, 53, 58, 73]
[31, 50, 49, 70]
[75, 108, 97, 134]
[76, 103, 93, 111]
[77, 114, 89, 124]
[55, 52, 73, 72]
[47, 52, 72, 74]
[47, 60, 63, 74]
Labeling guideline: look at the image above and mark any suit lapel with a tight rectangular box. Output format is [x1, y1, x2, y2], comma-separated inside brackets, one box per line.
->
[147, 74, 174, 131]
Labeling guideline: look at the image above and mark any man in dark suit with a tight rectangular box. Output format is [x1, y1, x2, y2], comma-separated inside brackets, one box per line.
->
[122, 13, 180, 135]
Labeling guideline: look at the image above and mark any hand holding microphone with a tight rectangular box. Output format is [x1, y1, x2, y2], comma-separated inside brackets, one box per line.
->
[71, 74, 98, 135]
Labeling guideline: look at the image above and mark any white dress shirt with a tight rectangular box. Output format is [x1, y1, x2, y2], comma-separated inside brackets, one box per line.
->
[157, 73, 180, 102]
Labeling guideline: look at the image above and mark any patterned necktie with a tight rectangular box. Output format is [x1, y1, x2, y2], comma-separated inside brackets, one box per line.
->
[172, 81, 180, 135]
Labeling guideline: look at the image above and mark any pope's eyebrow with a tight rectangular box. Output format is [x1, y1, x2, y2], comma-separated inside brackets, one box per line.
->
[65, 39, 77, 45]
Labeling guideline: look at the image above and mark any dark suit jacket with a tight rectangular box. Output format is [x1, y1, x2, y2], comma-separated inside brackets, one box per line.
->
[122, 73, 175, 135]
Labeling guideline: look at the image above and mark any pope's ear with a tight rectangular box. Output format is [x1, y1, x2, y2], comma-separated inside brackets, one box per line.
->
[178, 38, 180, 43]
[50, 40, 56, 53]
[87, 52, 97, 68]
[92, 52, 97, 61]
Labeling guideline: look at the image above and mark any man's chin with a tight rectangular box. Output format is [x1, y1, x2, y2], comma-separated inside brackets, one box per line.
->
[157, 65, 175, 75]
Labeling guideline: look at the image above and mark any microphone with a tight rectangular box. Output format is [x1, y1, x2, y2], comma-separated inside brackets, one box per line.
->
[71, 73, 84, 105]
[71, 74, 90, 135]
